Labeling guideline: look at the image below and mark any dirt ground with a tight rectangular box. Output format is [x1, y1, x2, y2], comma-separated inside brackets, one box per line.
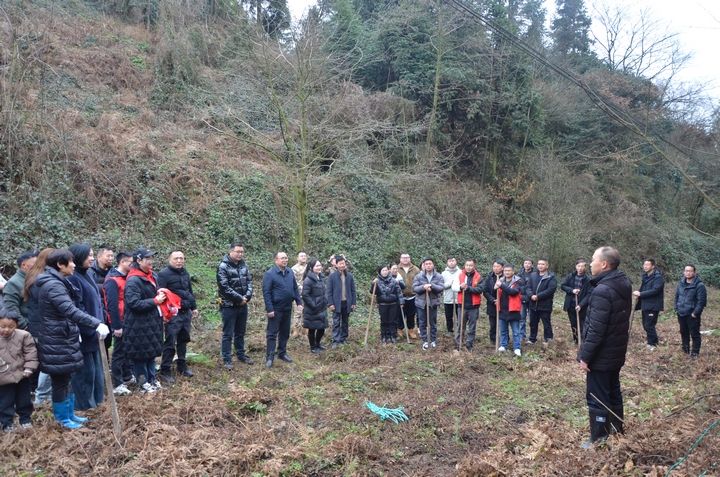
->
[3, 298, 719, 476]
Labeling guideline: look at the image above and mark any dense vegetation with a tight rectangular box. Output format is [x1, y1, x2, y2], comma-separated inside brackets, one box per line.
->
[1, 0, 719, 284]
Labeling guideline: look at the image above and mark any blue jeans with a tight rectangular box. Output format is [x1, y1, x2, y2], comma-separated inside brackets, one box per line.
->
[222, 305, 249, 362]
[520, 303, 529, 339]
[70, 350, 104, 411]
[417, 305, 438, 343]
[499, 319, 521, 350]
[134, 358, 157, 386]
[34, 372, 52, 404]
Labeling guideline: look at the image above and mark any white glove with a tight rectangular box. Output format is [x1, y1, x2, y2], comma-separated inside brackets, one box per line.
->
[96, 323, 110, 339]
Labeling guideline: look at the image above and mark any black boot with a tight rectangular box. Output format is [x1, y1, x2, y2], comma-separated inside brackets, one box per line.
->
[309, 334, 320, 354]
[580, 411, 609, 449]
[609, 407, 624, 435]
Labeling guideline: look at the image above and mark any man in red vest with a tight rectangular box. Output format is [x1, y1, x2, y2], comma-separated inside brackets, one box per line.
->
[451, 259, 483, 352]
[495, 263, 524, 356]
[103, 250, 135, 395]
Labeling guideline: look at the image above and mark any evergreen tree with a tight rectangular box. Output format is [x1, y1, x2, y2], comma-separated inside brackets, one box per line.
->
[551, 0, 592, 56]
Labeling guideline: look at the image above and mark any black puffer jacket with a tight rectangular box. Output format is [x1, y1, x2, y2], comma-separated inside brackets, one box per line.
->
[674, 276, 707, 317]
[302, 273, 328, 330]
[370, 274, 405, 305]
[635, 269, 664, 312]
[157, 265, 197, 313]
[525, 271, 558, 312]
[26, 282, 42, 337]
[124, 268, 163, 361]
[217, 255, 253, 307]
[578, 269, 632, 371]
[36, 267, 102, 375]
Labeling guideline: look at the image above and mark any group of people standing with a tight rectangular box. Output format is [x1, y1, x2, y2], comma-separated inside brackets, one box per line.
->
[0, 245, 198, 433]
[0, 242, 710, 448]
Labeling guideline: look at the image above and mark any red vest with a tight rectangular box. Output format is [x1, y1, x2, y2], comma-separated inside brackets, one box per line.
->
[104, 275, 127, 324]
[498, 279, 522, 312]
[457, 270, 483, 306]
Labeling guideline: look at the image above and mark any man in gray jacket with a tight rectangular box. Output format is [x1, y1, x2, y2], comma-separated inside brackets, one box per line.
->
[413, 257, 445, 350]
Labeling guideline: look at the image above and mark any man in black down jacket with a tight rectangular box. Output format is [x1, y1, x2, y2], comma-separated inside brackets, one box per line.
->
[525, 259, 558, 344]
[578, 246, 632, 449]
[217, 243, 254, 369]
[158, 249, 199, 383]
[632, 258, 664, 349]
[674, 264, 707, 359]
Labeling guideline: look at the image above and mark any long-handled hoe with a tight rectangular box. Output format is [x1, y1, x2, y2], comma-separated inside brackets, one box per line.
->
[364, 281, 377, 346]
[575, 294, 582, 346]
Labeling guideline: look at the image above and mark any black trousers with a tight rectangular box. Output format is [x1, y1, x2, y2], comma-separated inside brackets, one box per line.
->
[308, 329, 325, 347]
[266, 309, 292, 359]
[642, 310, 659, 346]
[50, 373, 72, 403]
[444, 304, 455, 332]
[586, 368, 622, 414]
[399, 297, 416, 330]
[528, 309, 553, 342]
[111, 334, 134, 387]
[0, 378, 33, 427]
[161, 310, 192, 371]
[487, 312, 497, 344]
[378, 303, 399, 337]
[677, 314, 701, 354]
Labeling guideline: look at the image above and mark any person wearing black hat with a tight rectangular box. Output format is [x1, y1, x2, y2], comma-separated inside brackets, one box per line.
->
[412, 257, 444, 350]
[124, 248, 167, 393]
[66, 243, 106, 412]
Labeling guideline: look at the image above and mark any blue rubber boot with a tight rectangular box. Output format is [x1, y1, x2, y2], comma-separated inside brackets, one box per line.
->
[68, 395, 89, 423]
[52, 400, 83, 429]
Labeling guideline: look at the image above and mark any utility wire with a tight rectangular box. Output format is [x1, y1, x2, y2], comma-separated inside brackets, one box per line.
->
[446, 0, 720, 216]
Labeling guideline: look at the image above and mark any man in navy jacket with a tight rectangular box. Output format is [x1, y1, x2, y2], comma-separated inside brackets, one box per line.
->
[326, 257, 357, 349]
[262, 251, 302, 368]
[633, 258, 664, 349]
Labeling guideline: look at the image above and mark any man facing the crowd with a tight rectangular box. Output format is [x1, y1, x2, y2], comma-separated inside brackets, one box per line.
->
[262, 251, 302, 367]
[578, 246, 632, 448]
[158, 249, 199, 383]
[217, 243, 254, 369]
[633, 258, 664, 350]
[561, 259, 593, 345]
[674, 264, 706, 359]
[397, 253, 420, 340]
[326, 257, 357, 349]
[3, 251, 38, 330]
[103, 250, 135, 395]
[291, 251, 308, 339]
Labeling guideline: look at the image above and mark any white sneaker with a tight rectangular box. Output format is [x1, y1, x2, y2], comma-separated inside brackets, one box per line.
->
[514, 349, 522, 357]
[646, 345, 657, 351]
[140, 383, 156, 394]
[113, 384, 132, 396]
[498, 346, 506, 352]
[422, 342, 429, 351]
[124, 375, 137, 386]
[430, 341, 436, 348]
[150, 380, 163, 391]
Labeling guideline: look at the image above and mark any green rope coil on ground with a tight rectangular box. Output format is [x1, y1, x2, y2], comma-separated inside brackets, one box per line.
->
[665, 419, 719, 477]
[365, 402, 409, 424]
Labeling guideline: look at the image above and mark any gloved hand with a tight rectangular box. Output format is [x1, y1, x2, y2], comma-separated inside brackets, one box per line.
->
[96, 323, 110, 339]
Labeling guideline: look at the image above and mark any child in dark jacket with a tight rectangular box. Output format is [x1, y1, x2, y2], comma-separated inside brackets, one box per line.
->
[0, 309, 39, 433]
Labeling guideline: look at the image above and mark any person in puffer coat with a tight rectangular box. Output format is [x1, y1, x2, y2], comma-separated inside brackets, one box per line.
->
[123, 248, 166, 393]
[578, 246, 632, 449]
[674, 265, 707, 358]
[370, 265, 405, 344]
[66, 243, 105, 412]
[36, 249, 108, 429]
[302, 259, 328, 353]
